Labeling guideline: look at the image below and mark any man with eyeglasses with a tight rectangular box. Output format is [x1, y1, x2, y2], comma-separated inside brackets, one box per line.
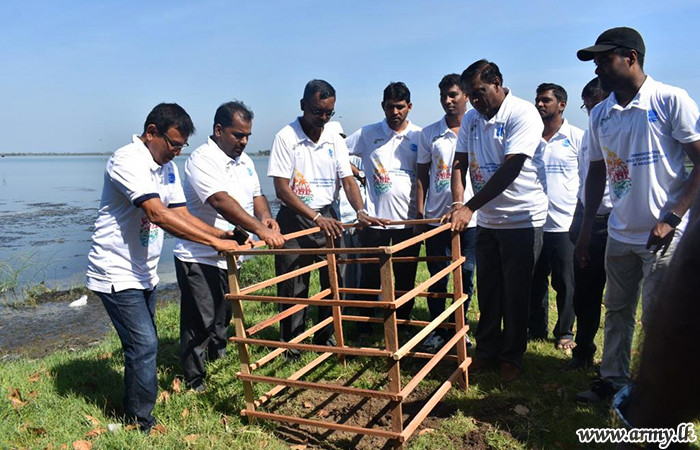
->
[173, 101, 285, 392]
[268, 80, 387, 360]
[574, 27, 700, 403]
[86, 103, 241, 432]
[345, 81, 423, 339]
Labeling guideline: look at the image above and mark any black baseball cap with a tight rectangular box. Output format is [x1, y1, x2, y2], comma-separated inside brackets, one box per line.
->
[577, 27, 645, 61]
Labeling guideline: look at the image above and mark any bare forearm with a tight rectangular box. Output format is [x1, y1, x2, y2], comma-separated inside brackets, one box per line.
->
[450, 154, 467, 204]
[465, 154, 525, 212]
[151, 207, 221, 247]
[253, 195, 273, 222]
[416, 163, 430, 217]
[582, 161, 607, 225]
[173, 207, 226, 238]
[342, 176, 364, 212]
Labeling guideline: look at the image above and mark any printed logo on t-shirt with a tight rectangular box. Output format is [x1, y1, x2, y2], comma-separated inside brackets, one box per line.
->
[563, 138, 571, 147]
[469, 152, 486, 193]
[410, 143, 418, 152]
[247, 167, 253, 176]
[139, 216, 160, 246]
[372, 156, 392, 194]
[496, 124, 505, 139]
[328, 147, 334, 158]
[604, 147, 632, 199]
[167, 172, 176, 184]
[373, 138, 385, 145]
[434, 156, 451, 193]
[292, 169, 313, 205]
[647, 109, 659, 123]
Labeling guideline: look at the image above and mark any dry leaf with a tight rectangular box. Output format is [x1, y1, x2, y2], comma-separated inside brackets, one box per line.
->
[183, 434, 198, 442]
[317, 409, 329, 418]
[27, 391, 39, 398]
[157, 390, 171, 404]
[61, 445, 68, 450]
[290, 445, 307, 450]
[28, 372, 42, 383]
[418, 428, 435, 436]
[150, 424, 166, 435]
[514, 404, 530, 416]
[84, 415, 100, 427]
[44, 444, 53, 450]
[302, 401, 313, 409]
[72, 441, 92, 450]
[8, 388, 26, 410]
[84, 427, 107, 438]
[124, 424, 138, 431]
[172, 378, 182, 394]
[181, 408, 189, 418]
[98, 353, 112, 360]
[221, 415, 231, 433]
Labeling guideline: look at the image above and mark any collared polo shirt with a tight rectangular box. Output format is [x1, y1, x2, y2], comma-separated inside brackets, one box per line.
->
[346, 119, 422, 229]
[174, 137, 263, 269]
[417, 116, 476, 227]
[588, 76, 700, 244]
[539, 119, 584, 232]
[577, 129, 613, 215]
[455, 89, 548, 229]
[268, 118, 353, 211]
[86, 135, 186, 293]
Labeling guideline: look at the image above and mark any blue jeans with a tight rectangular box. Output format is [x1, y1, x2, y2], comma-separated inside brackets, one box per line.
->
[96, 287, 158, 430]
[425, 226, 476, 338]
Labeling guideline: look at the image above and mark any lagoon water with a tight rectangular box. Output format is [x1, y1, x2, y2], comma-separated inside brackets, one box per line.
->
[0, 153, 274, 300]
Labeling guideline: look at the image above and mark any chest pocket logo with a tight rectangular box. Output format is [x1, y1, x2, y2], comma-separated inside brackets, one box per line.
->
[647, 109, 659, 123]
[247, 167, 253, 176]
[328, 147, 334, 158]
[167, 172, 175, 184]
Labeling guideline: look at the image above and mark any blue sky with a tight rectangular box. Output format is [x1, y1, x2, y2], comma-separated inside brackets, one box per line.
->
[2, 0, 699, 153]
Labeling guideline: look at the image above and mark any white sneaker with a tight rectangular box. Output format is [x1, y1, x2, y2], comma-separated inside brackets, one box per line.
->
[420, 331, 446, 353]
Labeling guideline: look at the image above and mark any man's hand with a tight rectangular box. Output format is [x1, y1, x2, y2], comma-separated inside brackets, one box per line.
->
[262, 217, 280, 232]
[213, 238, 240, 253]
[574, 226, 592, 268]
[259, 228, 285, 249]
[220, 230, 235, 240]
[315, 215, 345, 239]
[646, 221, 675, 255]
[443, 203, 473, 232]
[356, 211, 390, 229]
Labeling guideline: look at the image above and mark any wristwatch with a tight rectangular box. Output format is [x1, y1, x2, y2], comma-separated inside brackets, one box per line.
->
[661, 212, 682, 228]
[356, 208, 368, 218]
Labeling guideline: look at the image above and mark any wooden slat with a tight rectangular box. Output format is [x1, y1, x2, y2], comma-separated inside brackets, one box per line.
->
[399, 326, 469, 399]
[392, 257, 465, 309]
[254, 352, 333, 407]
[393, 294, 468, 361]
[400, 360, 469, 441]
[451, 231, 468, 390]
[239, 372, 400, 401]
[227, 293, 396, 309]
[326, 237, 346, 366]
[340, 315, 455, 329]
[386, 223, 450, 254]
[403, 351, 459, 362]
[242, 410, 401, 440]
[338, 288, 452, 299]
[222, 246, 389, 256]
[231, 336, 392, 358]
[336, 256, 451, 264]
[241, 260, 328, 294]
[245, 289, 330, 336]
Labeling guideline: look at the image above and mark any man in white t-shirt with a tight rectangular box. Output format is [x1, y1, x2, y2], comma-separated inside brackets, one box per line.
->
[445, 60, 547, 383]
[416, 74, 477, 352]
[173, 101, 284, 391]
[346, 82, 422, 336]
[268, 80, 387, 360]
[565, 78, 611, 371]
[575, 27, 700, 403]
[528, 83, 584, 351]
[86, 103, 240, 431]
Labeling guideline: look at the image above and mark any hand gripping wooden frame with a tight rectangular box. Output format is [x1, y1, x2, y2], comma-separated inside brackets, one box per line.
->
[221, 219, 471, 449]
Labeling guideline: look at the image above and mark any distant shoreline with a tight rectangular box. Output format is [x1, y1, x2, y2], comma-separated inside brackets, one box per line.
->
[0, 150, 271, 157]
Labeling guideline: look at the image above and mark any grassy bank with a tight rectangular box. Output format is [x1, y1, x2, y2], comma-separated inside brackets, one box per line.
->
[0, 253, 695, 449]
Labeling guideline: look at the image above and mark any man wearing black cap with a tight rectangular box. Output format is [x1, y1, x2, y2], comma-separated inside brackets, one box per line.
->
[574, 27, 700, 403]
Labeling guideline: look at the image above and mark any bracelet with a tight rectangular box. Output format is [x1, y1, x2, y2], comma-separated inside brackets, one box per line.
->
[356, 208, 368, 216]
[312, 213, 322, 222]
[451, 201, 465, 207]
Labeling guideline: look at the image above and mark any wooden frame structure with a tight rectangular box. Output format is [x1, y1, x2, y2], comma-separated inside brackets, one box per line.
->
[222, 219, 471, 449]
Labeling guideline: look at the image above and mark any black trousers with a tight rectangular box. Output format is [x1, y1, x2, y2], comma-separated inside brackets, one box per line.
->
[275, 205, 337, 345]
[474, 226, 543, 368]
[528, 231, 576, 341]
[175, 257, 231, 387]
[569, 205, 608, 361]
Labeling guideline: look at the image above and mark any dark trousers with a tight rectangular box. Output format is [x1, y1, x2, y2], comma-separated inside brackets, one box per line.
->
[425, 226, 476, 338]
[359, 227, 421, 324]
[174, 257, 231, 387]
[275, 205, 337, 345]
[528, 231, 576, 341]
[474, 226, 543, 368]
[569, 205, 608, 361]
[96, 287, 158, 430]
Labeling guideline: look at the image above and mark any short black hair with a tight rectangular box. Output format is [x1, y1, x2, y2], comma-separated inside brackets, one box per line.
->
[213, 101, 254, 132]
[612, 46, 645, 70]
[461, 59, 503, 86]
[303, 79, 336, 101]
[143, 103, 196, 138]
[537, 83, 568, 103]
[581, 77, 604, 101]
[383, 81, 411, 103]
[438, 74, 466, 93]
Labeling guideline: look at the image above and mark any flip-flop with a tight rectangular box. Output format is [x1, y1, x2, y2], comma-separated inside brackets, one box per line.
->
[556, 338, 577, 350]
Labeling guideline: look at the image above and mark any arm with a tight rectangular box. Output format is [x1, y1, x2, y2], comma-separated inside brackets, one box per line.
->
[574, 160, 607, 267]
[341, 176, 389, 228]
[415, 162, 430, 233]
[207, 192, 284, 248]
[253, 194, 280, 232]
[274, 176, 344, 238]
[140, 198, 239, 253]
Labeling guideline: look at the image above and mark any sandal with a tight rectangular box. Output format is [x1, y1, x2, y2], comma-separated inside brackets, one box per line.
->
[555, 338, 577, 351]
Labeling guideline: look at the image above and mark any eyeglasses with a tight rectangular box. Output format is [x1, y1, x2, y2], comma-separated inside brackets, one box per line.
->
[160, 130, 189, 151]
[231, 132, 251, 140]
[310, 108, 335, 118]
[580, 104, 587, 110]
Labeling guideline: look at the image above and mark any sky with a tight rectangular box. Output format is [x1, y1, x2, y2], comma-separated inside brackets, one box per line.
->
[2, 0, 700, 154]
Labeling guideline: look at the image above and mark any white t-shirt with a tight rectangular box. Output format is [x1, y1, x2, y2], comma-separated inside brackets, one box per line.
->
[540, 120, 584, 232]
[86, 135, 186, 293]
[578, 129, 613, 215]
[588, 76, 700, 244]
[268, 118, 353, 211]
[338, 155, 365, 224]
[174, 137, 263, 269]
[455, 89, 548, 229]
[417, 116, 477, 228]
[346, 119, 422, 229]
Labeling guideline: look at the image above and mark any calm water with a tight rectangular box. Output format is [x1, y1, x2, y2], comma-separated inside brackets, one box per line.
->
[0, 154, 274, 299]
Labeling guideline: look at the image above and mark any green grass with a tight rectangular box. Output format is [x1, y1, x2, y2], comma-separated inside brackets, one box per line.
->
[0, 253, 697, 449]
